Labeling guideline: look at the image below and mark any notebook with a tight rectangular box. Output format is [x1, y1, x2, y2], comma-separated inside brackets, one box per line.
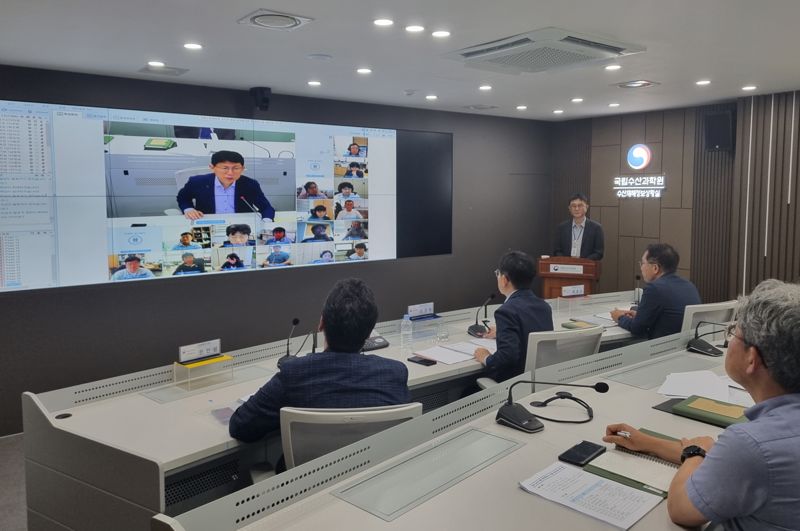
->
[583, 429, 678, 497]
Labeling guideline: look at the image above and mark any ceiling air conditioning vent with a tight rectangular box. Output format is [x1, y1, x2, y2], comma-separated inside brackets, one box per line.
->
[444, 27, 645, 75]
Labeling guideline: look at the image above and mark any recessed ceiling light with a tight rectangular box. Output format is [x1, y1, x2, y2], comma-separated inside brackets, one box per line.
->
[374, 19, 393, 27]
[147, 60, 165, 67]
[432, 30, 451, 38]
[406, 25, 425, 33]
[617, 80, 658, 89]
[425, 94, 438, 100]
[571, 98, 584, 103]
[516, 105, 527, 111]
[307, 80, 321, 87]
[183, 43, 202, 50]
[696, 80, 711, 86]
[357, 68, 372, 74]
[605, 64, 622, 71]
[553, 109, 564, 114]
[742, 85, 757, 91]
[307, 53, 333, 61]
[608, 103, 620, 107]
[479, 85, 492, 91]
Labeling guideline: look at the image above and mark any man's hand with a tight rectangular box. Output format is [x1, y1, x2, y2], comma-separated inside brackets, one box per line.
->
[474, 347, 491, 365]
[603, 423, 652, 452]
[483, 326, 496, 339]
[610, 308, 635, 322]
[184, 208, 204, 221]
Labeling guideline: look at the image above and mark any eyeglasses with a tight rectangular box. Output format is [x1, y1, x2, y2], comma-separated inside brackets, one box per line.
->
[214, 165, 244, 173]
[726, 322, 768, 367]
[638, 260, 655, 267]
[494, 269, 502, 278]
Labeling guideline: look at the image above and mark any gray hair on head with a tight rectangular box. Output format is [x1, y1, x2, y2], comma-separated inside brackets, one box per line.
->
[736, 279, 800, 392]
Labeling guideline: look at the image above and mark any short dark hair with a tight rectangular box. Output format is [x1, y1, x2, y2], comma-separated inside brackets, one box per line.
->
[348, 143, 360, 152]
[304, 181, 317, 191]
[338, 182, 354, 192]
[497, 250, 536, 290]
[123, 255, 141, 263]
[348, 162, 361, 169]
[181, 252, 194, 259]
[273, 227, 285, 234]
[344, 199, 354, 205]
[321, 278, 379, 352]
[180, 231, 192, 237]
[226, 253, 240, 261]
[311, 224, 328, 234]
[568, 193, 589, 205]
[645, 243, 680, 274]
[226, 224, 252, 236]
[211, 151, 244, 166]
[355, 243, 367, 250]
[313, 205, 327, 212]
[320, 250, 333, 258]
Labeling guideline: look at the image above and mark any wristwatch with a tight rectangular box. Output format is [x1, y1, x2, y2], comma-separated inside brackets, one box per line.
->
[680, 445, 707, 463]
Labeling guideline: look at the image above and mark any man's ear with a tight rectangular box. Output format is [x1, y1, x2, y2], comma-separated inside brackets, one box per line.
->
[208, 163, 215, 171]
[318, 316, 325, 332]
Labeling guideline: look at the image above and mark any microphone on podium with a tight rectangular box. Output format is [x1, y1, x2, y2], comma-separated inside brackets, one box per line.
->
[277, 318, 300, 369]
[239, 195, 260, 213]
[468, 294, 496, 337]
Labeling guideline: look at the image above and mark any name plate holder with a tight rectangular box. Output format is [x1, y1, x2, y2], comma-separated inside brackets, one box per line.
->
[173, 355, 234, 391]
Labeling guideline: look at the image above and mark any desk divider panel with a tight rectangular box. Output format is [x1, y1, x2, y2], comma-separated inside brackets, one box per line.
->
[155, 372, 534, 531]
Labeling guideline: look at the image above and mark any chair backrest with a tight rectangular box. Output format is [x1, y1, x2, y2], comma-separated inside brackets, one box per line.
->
[681, 300, 737, 332]
[280, 403, 423, 469]
[525, 327, 604, 391]
[174, 167, 209, 192]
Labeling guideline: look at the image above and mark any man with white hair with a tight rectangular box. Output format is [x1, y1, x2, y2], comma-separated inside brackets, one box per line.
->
[604, 279, 800, 530]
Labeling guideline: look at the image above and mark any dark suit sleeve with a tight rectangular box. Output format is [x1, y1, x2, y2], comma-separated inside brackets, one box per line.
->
[229, 374, 285, 442]
[176, 177, 197, 212]
[243, 178, 276, 220]
[618, 283, 661, 337]
[585, 221, 604, 260]
[485, 308, 522, 377]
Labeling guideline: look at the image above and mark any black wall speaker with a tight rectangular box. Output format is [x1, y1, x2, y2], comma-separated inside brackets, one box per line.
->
[705, 111, 734, 151]
[249, 87, 272, 111]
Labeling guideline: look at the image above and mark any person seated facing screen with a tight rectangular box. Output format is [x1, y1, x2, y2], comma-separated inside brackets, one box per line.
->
[263, 245, 290, 267]
[610, 243, 701, 338]
[172, 252, 205, 275]
[301, 223, 334, 243]
[473, 251, 554, 382]
[229, 278, 410, 443]
[349, 243, 368, 260]
[345, 142, 363, 157]
[308, 205, 331, 221]
[220, 224, 255, 247]
[220, 253, 245, 270]
[297, 181, 328, 199]
[604, 279, 800, 530]
[336, 199, 363, 220]
[265, 227, 293, 244]
[333, 182, 360, 209]
[342, 221, 368, 240]
[343, 161, 364, 178]
[111, 255, 155, 281]
[176, 150, 275, 221]
[172, 232, 201, 250]
[553, 193, 604, 260]
[311, 250, 334, 264]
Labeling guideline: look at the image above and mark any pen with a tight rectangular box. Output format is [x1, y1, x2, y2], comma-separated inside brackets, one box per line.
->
[616, 430, 631, 439]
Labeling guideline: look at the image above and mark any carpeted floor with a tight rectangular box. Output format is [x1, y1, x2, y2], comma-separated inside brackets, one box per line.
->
[0, 433, 26, 531]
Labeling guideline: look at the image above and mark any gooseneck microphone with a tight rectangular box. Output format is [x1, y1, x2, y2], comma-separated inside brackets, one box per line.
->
[468, 294, 496, 337]
[496, 380, 609, 433]
[240, 195, 260, 213]
[277, 318, 300, 369]
[687, 320, 728, 357]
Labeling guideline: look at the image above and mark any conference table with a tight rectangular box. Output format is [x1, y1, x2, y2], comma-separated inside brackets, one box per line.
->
[22, 291, 638, 531]
[155, 328, 740, 531]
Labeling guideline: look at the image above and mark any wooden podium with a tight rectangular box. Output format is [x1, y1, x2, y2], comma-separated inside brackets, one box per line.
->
[538, 256, 601, 299]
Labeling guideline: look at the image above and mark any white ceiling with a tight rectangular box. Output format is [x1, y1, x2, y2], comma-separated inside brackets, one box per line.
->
[2, 0, 799, 120]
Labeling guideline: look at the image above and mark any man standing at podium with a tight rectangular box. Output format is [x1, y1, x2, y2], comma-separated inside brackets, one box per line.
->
[553, 193, 604, 260]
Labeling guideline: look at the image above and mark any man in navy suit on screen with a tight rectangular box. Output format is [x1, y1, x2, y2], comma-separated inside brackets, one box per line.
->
[229, 278, 410, 443]
[176, 150, 275, 221]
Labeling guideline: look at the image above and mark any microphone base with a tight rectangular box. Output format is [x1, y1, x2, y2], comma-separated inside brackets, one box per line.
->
[687, 338, 723, 357]
[495, 403, 544, 433]
[467, 324, 487, 338]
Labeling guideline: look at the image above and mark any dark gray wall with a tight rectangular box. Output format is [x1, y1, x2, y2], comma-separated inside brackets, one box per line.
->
[0, 66, 554, 434]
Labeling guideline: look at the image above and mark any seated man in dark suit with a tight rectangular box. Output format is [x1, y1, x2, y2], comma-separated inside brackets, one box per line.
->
[229, 278, 410, 443]
[553, 193, 604, 260]
[611, 243, 701, 338]
[473, 251, 554, 382]
[176, 150, 275, 221]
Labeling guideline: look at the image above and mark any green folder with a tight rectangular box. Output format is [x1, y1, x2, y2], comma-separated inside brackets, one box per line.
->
[671, 395, 748, 428]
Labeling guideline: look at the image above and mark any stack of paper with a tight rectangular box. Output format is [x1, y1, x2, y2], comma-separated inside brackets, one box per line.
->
[657, 370, 754, 406]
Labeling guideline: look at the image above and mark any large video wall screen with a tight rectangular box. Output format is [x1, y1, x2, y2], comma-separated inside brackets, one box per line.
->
[0, 99, 451, 291]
